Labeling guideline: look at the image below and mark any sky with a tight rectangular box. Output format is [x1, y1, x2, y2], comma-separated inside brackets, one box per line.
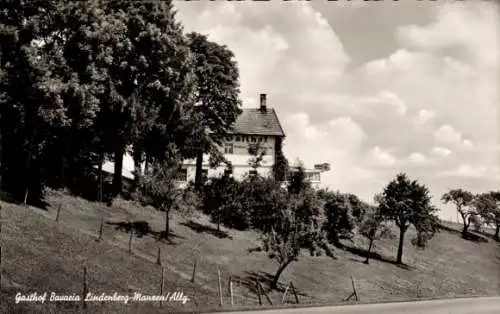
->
[173, 0, 499, 221]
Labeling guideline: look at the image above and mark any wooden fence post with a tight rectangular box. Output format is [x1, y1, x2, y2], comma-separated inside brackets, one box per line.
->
[159, 267, 164, 308]
[156, 247, 161, 265]
[0, 246, 2, 291]
[97, 217, 104, 241]
[82, 266, 88, 309]
[229, 277, 234, 306]
[23, 189, 29, 207]
[257, 281, 272, 305]
[217, 268, 223, 307]
[128, 231, 133, 253]
[290, 281, 299, 304]
[190, 257, 197, 283]
[344, 276, 359, 301]
[281, 285, 289, 304]
[55, 203, 62, 222]
[255, 282, 262, 305]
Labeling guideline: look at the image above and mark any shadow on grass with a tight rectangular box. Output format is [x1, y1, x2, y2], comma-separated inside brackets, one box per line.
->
[343, 245, 414, 270]
[234, 270, 311, 300]
[438, 224, 489, 243]
[0, 191, 50, 210]
[179, 220, 232, 239]
[106, 220, 184, 245]
[461, 232, 489, 243]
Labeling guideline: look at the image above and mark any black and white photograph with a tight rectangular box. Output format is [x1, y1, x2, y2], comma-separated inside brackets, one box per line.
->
[0, 0, 499, 313]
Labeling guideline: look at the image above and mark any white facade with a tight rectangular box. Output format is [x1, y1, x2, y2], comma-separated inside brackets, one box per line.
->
[179, 134, 277, 187]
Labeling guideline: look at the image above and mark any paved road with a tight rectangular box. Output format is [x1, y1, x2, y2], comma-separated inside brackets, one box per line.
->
[208, 296, 500, 314]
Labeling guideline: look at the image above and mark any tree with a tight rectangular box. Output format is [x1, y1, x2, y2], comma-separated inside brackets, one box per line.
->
[202, 173, 241, 232]
[287, 163, 310, 195]
[261, 192, 326, 290]
[475, 192, 500, 241]
[359, 206, 394, 264]
[272, 137, 288, 182]
[441, 189, 475, 235]
[248, 142, 266, 172]
[186, 32, 242, 192]
[318, 190, 367, 248]
[140, 146, 183, 241]
[377, 173, 439, 264]
[0, 0, 77, 204]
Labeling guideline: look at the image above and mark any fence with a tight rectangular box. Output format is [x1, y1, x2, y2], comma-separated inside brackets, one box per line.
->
[0, 198, 361, 312]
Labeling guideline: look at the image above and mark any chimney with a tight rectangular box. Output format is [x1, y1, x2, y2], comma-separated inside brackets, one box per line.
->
[259, 93, 267, 111]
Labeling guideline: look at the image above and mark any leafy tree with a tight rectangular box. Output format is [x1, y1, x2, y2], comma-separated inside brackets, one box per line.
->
[475, 192, 500, 240]
[140, 145, 183, 241]
[240, 176, 288, 232]
[318, 190, 367, 248]
[247, 142, 266, 172]
[202, 174, 242, 232]
[441, 189, 475, 235]
[288, 164, 310, 195]
[272, 137, 289, 182]
[261, 192, 327, 290]
[359, 206, 394, 264]
[0, 0, 75, 204]
[377, 173, 439, 264]
[186, 32, 242, 192]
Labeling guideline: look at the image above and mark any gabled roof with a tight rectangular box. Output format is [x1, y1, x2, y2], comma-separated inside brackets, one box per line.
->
[229, 108, 285, 137]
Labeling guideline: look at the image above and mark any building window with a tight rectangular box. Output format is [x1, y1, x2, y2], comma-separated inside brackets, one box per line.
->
[264, 137, 268, 142]
[235, 136, 241, 142]
[176, 169, 188, 182]
[251, 137, 257, 142]
[224, 143, 233, 154]
[249, 169, 258, 176]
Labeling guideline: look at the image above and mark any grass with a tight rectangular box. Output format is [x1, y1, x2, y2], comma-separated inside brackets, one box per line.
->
[1, 190, 499, 313]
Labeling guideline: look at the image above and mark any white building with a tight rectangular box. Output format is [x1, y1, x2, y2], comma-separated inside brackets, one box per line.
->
[102, 94, 327, 188]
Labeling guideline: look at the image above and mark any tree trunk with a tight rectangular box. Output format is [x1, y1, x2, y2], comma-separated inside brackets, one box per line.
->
[461, 213, 469, 236]
[132, 146, 143, 193]
[194, 150, 203, 192]
[23, 131, 36, 205]
[97, 150, 104, 203]
[217, 209, 221, 233]
[494, 223, 499, 241]
[364, 239, 374, 264]
[396, 227, 406, 264]
[112, 142, 125, 197]
[164, 206, 170, 240]
[271, 259, 293, 290]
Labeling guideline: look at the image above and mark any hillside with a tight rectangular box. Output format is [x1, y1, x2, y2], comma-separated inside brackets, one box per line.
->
[1, 191, 499, 313]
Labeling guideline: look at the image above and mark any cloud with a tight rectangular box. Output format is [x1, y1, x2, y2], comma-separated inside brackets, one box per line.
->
[370, 146, 397, 167]
[434, 124, 462, 145]
[174, 1, 499, 219]
[415, 109, 435, 126]
[285, 112, 326, 140]
[408, 152, 427, 164]
[438, 164, 488, 179]
[396, 1, 498, 69]
[431, 147, 452, 157]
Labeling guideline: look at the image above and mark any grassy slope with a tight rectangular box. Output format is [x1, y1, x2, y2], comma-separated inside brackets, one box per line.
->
[1, 191, 499, 313]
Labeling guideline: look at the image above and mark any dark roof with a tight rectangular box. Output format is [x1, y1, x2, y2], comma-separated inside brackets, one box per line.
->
[229, 108, 285, 137]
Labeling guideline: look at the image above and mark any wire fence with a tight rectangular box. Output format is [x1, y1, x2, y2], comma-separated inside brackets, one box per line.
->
[0, 196, 358, 312]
